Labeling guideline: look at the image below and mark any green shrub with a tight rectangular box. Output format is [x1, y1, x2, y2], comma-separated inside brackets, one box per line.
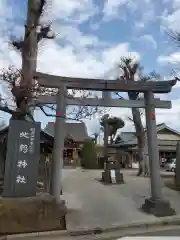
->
[81, 140, 98, 169]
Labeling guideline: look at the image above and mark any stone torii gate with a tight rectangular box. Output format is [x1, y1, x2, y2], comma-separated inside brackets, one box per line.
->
[34, 71, 177, 217]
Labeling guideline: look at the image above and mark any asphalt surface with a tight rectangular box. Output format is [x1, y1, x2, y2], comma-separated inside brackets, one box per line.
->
[137, 228, 180, 236]
[62, 168, 180, 231]
[112, 226, 180, 239]
[62, 169, 157, 231]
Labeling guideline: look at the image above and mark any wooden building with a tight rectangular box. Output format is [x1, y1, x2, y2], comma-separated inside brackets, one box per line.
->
[44, 122, 91, 166]
[109, 123, 180, 168]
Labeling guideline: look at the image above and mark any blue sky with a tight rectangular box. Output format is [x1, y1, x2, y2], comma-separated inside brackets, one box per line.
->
[1, 0, 180, 135]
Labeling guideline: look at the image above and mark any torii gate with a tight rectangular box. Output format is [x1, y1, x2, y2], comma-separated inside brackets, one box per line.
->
[34, 71, 177, 217]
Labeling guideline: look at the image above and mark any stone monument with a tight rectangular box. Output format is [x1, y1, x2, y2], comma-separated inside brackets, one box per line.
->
[102, 157, 124, 184]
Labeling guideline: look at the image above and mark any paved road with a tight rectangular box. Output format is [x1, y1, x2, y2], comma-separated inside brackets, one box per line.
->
[137, 227, 180, 236]
[62, 168, 180, 231]
[110, 226, 180, 239]
[62, 168, 157, 231]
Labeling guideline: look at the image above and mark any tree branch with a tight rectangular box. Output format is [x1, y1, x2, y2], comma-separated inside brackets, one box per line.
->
[39, 105, 83, 122]
[0, 105, 15, 115]
[115, 92, 124, 99]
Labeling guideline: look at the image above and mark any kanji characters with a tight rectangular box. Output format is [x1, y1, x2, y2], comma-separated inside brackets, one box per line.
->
[16, 175, 26, 184]
[29, 128, 35, 153]
[20, 132, 29, 139]
[17, 160, 28, 168]
[19, 144, 28, 153]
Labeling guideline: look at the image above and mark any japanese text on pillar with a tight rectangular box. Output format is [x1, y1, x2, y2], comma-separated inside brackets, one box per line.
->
[29, 128, 35, 154]
[16, 128, 35, 184]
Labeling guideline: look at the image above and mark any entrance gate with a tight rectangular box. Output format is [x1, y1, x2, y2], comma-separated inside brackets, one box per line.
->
[34, 71, 177, 216]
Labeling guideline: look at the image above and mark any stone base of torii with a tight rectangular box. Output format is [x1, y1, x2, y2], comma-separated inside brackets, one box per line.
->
[34, 72, 177, 217]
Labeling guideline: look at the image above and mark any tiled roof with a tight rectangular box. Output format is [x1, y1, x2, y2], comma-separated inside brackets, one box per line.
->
[113, 123, 180, 147]
[44, 122, 90, 142]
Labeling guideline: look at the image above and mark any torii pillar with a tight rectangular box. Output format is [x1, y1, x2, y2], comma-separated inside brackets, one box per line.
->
[50, 86, 66, 202]
[142, 91, 175, 216]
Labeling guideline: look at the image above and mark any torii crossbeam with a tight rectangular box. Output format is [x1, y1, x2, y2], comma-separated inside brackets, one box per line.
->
[35, 71, 176, 93]
[36, 95, 172, 109]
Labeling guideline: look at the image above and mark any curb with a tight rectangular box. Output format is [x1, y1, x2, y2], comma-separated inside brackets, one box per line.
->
[2, 215, 180, 239]
[68, 215, 180, 236]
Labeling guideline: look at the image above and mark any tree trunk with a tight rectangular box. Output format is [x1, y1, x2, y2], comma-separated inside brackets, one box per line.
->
[131, 107, 146, 176]
[0, 140, 7, 178]
[128, 91, 148, 176]
[103, 121, 109, 162]
[44, 155, 51, 193]
[11, 0, 39, 121]
[21, 0, 38, 88]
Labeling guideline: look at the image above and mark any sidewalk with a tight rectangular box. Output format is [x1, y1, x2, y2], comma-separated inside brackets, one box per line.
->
[61, 168, 180, 232]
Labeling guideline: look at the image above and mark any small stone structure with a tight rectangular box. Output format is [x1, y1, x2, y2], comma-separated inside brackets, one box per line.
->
[0, 193, 66, 234]
[102, 158, 124, 184]
[142, 198, 175, 217]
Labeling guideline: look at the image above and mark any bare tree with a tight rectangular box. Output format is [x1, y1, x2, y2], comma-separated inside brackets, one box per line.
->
[0, 0, 101, 182]
[116, 57, 156, 176]
[166, 29, 180, 47]
[9, 0, 53, 119]
[166, 29, 180, 81]
[0, 0, 99, 122]
[0, 121, 7, 179]
[100, 114, 125, 165]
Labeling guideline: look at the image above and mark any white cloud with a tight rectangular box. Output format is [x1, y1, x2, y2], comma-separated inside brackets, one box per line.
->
[0, 1, 141, 127]
[0, 39, 20, 68]
[161, 0, 180, 30]
[37, 40, 140, 79]
[173, 81, 180, 88]
[135, 22, 145, 29]
[138, 34, 157, 49]
[102, 43, 140, 74]
[172, 0, 180, 8]
[103, 0, 151, 21]
[103, 0, 132, 20]
[44, 0, 99, 24]
[163, 0, 180, 8]
[161, 9, 180, 30]
[155, 99, 180, 130]
[0, 0, 13, 20]
[134, 5, 156, 31]
[1, 0, 180, 138]
[103, 0, 156, 31]
[0, 1, 139, 79]
[142, 98, 180, 130]
[157, 52, 180, 65]
[54, 25, 109, 49]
